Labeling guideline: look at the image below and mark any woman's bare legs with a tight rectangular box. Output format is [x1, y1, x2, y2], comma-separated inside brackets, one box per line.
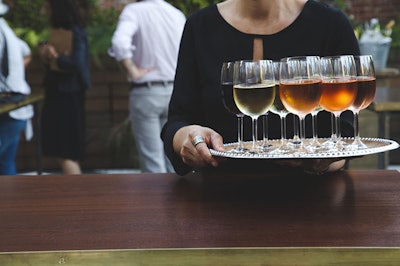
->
[58, 158, 82, 175]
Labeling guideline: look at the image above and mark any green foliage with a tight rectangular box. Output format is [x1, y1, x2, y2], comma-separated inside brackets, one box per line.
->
[169, 0, 221, 16]
[3, 0, 221, 60]
[4, 0, 47, 32]
[3, 0, 115, 58]
[391, 22, 400, 48]
[86, 7, 119, 65]
[3, 0, 48, 49]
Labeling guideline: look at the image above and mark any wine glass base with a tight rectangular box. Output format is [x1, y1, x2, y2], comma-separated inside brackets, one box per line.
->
[269, 143, 294, 155]
[227, 146, 249, 154]
[259, 142, 278, 153]
[284, 140, 313, 155]
[306, 139, 330, 153]
[321, 139, 347, 152]
[347, 139, 369, 150]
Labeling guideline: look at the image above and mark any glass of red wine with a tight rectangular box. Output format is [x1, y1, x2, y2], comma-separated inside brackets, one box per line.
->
[348, 55, 376, 149]
[221, 61, 247, 153]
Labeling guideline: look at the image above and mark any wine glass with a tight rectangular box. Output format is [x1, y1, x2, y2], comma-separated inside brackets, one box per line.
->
[260, 114, 272, 151]
[348, 55, 376, 149]
[279, 56, 322, 153]
[233, 60, 276, 154]
[308, 105, 324, 151]
[221, 61, 248, 153]
[320, 55, 358, 151]
[260, 61, 279, 152]
[269, 61, 291, 153]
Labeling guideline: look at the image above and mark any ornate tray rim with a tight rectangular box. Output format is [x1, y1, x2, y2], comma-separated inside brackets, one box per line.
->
[209, 137, 399, 159]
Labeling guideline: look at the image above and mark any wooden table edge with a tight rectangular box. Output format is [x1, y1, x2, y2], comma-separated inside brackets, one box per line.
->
[1, 247, 400, 265]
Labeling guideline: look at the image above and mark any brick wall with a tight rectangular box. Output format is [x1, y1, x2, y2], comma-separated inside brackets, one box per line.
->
[345, 0, 400, 24]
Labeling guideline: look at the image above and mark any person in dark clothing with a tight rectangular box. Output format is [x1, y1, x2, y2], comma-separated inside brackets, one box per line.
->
[161, 0, 360, 176]
[38, 0, 90, 174]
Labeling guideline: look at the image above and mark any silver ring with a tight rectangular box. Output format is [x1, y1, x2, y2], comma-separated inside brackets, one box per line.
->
[192, 135, 205, 147]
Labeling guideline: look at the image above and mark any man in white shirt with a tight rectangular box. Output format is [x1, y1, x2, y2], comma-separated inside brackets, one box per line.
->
[109, 0, 185, 173]
[0, 0, 33, 175]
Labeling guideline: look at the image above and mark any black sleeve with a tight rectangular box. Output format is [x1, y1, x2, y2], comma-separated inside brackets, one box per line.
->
[161, 17, 200, 175]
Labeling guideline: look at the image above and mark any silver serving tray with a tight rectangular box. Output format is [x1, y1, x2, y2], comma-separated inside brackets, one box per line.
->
[209, 138, 399, 159]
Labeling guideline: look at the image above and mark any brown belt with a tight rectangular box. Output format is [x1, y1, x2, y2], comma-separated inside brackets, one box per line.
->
[0, 92, 17, 97]
[131, 81, 174, 89]
[0, 92, 26, 104]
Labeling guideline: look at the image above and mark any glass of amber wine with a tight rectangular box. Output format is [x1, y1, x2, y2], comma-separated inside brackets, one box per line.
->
[348, 55, 376, 149]
[279, 56, 322, 153]
[221, 61, 248, 153]
[320, 55, 358, 151]
[233, 60, 276, 154]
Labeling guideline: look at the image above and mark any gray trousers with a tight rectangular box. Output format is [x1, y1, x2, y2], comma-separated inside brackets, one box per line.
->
[129, 83, 174, 173]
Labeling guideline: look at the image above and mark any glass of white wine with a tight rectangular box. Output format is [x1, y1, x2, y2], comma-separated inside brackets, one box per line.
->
[233, 60, 276, 154]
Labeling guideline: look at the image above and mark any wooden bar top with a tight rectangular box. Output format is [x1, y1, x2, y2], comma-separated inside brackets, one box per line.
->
[1, 170, 400, 254]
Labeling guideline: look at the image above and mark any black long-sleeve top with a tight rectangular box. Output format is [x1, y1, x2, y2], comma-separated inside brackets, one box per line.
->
[161, 0, 360, 175]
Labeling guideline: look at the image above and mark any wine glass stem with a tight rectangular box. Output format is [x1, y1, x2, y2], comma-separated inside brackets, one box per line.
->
[330, 112, 338, 141]
[312, 113, 318, 141]
[262, 114, 269, 146]
[353, 111, 360, 141]
[333, 113, 342, 145]
[280, 115, 287, 143]
[293, 115, 300, 144]
[251, 117, 258, 152]
[237, 115, 244, 149]
[299, 116, 306, 147]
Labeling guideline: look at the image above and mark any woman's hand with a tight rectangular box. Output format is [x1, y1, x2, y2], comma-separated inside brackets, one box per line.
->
[46, 45, 59, 59]
[173, 125, 226, 169]
[274, 158, 346, 175]
[38, 43, 50, 63]
[37, 44, 58, 61]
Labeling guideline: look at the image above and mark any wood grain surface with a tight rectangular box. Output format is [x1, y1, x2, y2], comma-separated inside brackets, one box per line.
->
[1, 170, 400, 253]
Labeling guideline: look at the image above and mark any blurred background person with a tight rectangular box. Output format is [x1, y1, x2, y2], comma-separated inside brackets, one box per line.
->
[38, 0, 90, 175]
[108, 0, 186, 173]
[0, 0, 34, 175]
